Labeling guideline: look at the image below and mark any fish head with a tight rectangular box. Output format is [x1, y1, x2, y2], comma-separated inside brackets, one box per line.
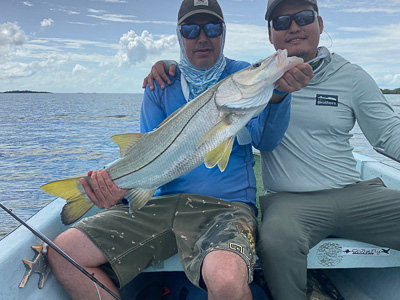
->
[215, 49, 303, 112]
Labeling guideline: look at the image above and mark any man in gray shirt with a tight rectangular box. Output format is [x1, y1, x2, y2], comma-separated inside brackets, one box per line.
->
[258, 0, 400, 299]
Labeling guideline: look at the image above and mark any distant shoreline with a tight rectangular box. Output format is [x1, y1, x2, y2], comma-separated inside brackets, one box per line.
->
[381, 88, 400, 94]
[2, 90, 51, 94]
[2, 89, 399, 94]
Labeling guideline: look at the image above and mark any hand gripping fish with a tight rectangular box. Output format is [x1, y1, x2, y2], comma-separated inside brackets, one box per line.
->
[41, 49, 303, 225]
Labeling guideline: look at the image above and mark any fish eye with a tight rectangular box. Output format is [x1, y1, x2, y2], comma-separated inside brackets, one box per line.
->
[252, 62, 261, 68]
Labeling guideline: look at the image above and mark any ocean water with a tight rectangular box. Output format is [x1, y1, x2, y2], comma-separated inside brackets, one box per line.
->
[0, 93, 142, 237]
[0, 93, 399, 238]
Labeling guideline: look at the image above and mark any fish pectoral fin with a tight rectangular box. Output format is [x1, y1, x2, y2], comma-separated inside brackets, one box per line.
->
[111, 133, 143, 156]
[236, 127, 252, 145]
[217, 137, 234, 172]
[41, 177, 94, 225]
[204, 136, 234, 172]
[125, 189, 156, 212]
[198, 115, 230, 146]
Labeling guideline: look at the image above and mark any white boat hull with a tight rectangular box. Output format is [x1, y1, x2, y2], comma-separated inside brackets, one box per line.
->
[1, 152, 400, 299]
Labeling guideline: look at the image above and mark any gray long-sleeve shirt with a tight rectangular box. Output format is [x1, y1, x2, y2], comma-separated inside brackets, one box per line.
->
[260, 47, 400, 192]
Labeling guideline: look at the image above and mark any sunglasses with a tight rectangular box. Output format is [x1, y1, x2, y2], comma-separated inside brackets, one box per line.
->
[179, 23, 224, 39]
[270, 10, 317, 31]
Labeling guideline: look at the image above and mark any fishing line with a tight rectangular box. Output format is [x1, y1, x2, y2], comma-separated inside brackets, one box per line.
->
[94, 282, 102, 300]
[0, 203, 121, 300]
[323, 30, 333, 49]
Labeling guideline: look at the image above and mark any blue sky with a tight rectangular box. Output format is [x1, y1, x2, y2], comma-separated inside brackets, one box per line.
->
[1, 0, 400, 93]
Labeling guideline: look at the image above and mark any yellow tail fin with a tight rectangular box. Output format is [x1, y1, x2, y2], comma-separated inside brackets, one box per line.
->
[41, 177, 94, 225]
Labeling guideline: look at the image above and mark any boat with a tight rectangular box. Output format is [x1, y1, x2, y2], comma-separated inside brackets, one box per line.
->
[1, 152, 400, 300]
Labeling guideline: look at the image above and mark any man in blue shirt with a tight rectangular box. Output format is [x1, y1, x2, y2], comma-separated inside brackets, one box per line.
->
[47, 1, 312, 299]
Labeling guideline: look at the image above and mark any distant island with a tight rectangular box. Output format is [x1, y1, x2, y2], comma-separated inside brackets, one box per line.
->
[381, 88, 400, 94]
[2, 88, 399, 94]
[2, 90, 51, 93]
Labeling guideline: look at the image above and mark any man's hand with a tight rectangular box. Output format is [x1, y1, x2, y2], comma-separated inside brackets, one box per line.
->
[142, 61, 177, 91]
[269, 62, 313, 104]
[80, 169, 126, 209]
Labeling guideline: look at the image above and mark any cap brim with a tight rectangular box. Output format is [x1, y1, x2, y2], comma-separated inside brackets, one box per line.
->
[178, 9, 224, 24]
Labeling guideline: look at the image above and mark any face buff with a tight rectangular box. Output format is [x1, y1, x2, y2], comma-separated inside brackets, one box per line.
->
[177, 25, 226, 101]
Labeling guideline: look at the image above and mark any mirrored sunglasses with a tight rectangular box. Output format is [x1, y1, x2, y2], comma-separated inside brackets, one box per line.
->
[271, 10, 317, 31]
[179, 23, 224, 39]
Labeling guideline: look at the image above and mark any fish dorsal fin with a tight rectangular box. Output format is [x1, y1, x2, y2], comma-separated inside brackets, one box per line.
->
[111, 133, 143, 156]
[204, 136, 234, 172]
[236, 127, 252, 145]
[125, 189, 157, 212]
[198, 115, 230, 146]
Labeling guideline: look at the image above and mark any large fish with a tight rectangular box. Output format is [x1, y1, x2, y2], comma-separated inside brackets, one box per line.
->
[41, 49, 303, 225]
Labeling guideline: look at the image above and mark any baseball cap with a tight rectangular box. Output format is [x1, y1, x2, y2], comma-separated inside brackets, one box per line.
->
[265, 0, 318, 21]
[178, 0, 224, 25]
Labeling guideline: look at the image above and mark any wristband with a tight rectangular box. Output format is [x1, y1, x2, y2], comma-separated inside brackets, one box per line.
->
[273, 89, 287, 95]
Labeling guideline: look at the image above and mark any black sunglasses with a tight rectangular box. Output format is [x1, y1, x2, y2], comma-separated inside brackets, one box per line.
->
[270, 10, 317, 31]
[179, 23, 224, 39]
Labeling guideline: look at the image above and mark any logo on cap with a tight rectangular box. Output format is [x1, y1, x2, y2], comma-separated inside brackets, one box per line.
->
[194, 0, 208, 6]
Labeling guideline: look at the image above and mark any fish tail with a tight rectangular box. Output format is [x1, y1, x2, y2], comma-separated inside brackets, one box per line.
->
[41, 177, 94, 225]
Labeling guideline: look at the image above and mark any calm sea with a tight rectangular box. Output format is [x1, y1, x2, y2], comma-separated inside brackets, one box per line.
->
[1, 93, 399, 238]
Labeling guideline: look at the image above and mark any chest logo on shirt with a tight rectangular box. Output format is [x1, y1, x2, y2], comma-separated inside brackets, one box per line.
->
[316, 94, 338, 107]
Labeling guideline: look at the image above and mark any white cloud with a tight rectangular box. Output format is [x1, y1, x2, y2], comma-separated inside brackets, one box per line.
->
[383, 74, 400, 87]
[50, 8, 80, 15]
[0, 56, 65, 80]
[22, 1, 33, 6]
[87, 13, 175, 25]
[0, 22, 26, 48]
[88, 13, 137, 23]
[40, 18, 54, 27]
[224, 23, 273, 63]
[88, 8, 107, 14]
[116, 30, 176, 66]
[72, 64, 87, 75]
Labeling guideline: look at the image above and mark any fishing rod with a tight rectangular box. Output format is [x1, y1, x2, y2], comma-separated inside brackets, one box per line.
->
[373, 147, 400, 163]
[0, 203, 121, 300]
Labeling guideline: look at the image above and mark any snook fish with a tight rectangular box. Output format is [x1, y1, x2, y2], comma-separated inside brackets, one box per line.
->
[41, 49, 303, 225]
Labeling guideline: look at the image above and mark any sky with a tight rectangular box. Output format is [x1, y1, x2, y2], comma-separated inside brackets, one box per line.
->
[1, 0, 400, 93]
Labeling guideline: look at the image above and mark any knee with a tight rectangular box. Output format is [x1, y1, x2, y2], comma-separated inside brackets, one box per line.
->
[47, 228, 81, 268]
[202, 251, 249, 297]
[258, 215, 308, 260]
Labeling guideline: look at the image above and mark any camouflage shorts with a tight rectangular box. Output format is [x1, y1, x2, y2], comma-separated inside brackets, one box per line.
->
[73, 194, 258, 288]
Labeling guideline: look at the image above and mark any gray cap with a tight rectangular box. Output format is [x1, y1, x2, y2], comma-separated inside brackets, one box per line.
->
[265, 0, 318, 21]
[178, 0, 224, 25]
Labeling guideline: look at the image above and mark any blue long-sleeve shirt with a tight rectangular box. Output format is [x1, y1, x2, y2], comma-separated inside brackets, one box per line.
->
[140, 58, 291, 212]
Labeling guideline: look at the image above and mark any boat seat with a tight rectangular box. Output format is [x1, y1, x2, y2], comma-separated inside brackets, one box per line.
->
[144, 153, 400, 273]
[143, 238, 400, 273]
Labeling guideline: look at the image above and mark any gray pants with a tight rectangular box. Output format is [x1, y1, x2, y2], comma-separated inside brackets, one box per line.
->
[257, 178, 400, 300]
